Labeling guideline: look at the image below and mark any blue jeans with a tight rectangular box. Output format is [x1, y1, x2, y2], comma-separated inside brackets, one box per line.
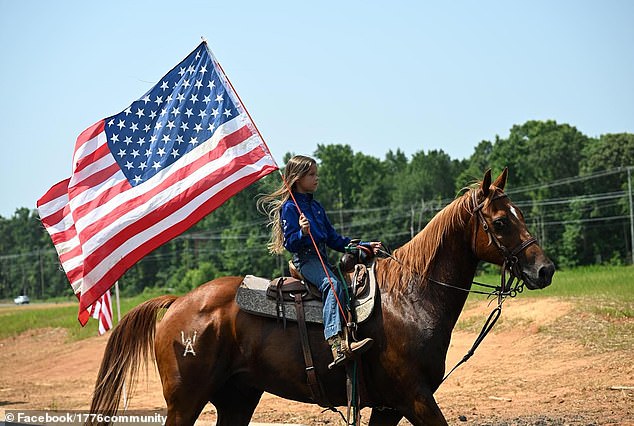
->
[298, 255, 346, 340]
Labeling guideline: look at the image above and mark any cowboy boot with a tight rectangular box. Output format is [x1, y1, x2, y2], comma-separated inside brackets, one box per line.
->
[327, 334, 374, 369]
[327, 334, 346, 369]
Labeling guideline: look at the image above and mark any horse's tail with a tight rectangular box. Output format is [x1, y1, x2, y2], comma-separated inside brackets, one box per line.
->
[87, 294, 178, 424]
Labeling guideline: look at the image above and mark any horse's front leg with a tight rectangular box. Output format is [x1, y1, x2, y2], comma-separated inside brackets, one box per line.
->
[403, 389, 448, 426]
[368, 407, 403, 425]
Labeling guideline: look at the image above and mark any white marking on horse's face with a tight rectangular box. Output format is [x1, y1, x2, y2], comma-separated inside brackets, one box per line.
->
[509, 206, 520, 220]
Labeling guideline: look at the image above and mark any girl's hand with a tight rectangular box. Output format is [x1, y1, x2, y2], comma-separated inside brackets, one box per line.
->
[299, 214, 310, 236]
[368, 241, 382, 254]
[358, 241, 383, 254]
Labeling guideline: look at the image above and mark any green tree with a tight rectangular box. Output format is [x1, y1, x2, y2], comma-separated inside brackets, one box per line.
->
[560, 198, 585, 268]
[580, 133, 634, 264]
[8, 128, 633, 300]
[314, 144, 355, 231]
[490, 120, 590, 266]
[490, 120, 588, 189]
[457, 140, 493, 190]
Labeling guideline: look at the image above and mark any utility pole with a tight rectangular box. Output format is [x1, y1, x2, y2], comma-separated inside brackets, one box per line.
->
[418, 198, 425, 232]
[278, 254, 284, 276]
[627, 167, 634, 265]
[338, 190, 344, 235]
[39, 249, 44, 299]
[410, 207, 415, 239]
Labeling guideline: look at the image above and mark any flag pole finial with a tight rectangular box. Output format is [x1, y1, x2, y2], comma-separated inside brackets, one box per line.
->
[201, 36, 207, 43]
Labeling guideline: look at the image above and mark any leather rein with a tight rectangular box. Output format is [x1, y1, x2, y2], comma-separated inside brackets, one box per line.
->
[436, 190, 537, 384]
[379, 188, 538, 384]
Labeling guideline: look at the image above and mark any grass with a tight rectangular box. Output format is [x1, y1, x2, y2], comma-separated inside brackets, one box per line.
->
[0, 287, 175, 341]
[474, 264, 634, 302]
[466, 264, 634, 353]
[548, 306, 634, 352]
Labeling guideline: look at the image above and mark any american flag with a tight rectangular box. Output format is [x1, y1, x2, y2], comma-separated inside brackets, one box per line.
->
[37, 42, 278, 324]
[89, 288, 113, 335]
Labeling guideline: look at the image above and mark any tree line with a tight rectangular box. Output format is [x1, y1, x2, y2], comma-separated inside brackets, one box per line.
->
[1, 120, 633, 300]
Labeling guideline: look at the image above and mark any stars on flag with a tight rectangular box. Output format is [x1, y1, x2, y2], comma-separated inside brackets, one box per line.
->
[104, 44, 237, 186]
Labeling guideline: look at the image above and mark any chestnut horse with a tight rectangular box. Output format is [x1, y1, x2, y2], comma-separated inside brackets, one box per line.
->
[89, 169, 555, 425]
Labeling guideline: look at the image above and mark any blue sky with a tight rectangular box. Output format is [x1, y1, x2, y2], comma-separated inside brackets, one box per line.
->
[1, 1, 633, 218]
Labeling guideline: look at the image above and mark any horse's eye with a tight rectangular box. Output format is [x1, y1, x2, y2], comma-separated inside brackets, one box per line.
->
[493, 218, 506, 231]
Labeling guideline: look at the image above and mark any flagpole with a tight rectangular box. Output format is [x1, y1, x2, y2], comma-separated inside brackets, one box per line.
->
[205, 44, 278, 167]
[115, 281, 122, 323]
[115, 281, 129, 411]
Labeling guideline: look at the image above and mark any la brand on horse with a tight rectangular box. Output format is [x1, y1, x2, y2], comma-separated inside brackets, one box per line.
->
[88, 168, 555, 425]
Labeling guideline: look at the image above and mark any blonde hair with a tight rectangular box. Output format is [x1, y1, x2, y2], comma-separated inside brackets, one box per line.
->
[258, 155, 317, 254]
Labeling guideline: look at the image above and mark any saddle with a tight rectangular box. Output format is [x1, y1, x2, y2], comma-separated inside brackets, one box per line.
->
[236, 263, 377, 326]
[235, 263, 378, 408]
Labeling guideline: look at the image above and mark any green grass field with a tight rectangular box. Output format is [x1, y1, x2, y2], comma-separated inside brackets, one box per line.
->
[1, 265, 632, 344]
[469, 264, 634, 352]
[475, 264, 634, 301]
[0, 287, 172, 341]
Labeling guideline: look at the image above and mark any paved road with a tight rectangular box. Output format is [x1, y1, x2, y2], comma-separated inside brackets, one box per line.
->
[0, 301, 75, 309]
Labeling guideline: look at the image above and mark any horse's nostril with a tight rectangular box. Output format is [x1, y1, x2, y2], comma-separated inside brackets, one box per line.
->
[538, 263, 555, 285]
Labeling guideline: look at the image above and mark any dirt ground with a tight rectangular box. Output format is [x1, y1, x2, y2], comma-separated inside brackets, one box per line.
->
[0, 298, 632, 425]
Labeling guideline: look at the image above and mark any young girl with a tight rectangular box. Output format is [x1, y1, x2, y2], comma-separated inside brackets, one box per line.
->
[259, 155, 379, 369]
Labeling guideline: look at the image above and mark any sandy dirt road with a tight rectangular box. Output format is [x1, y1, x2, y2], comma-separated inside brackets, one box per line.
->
[0, 298, 632, 425]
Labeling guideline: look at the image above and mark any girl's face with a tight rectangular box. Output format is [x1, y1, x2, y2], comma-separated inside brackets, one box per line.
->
[295, 163, 319, 193]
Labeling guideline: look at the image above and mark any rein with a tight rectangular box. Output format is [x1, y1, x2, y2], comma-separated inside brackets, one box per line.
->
[378, 188, 538, 384]
[381, 248, 518, 384]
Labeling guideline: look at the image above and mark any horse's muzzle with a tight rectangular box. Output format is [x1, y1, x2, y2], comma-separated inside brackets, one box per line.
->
[523, 260, 555, 290]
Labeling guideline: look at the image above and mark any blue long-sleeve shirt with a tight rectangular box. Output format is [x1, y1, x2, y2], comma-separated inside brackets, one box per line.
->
[281, 192, 350, 258]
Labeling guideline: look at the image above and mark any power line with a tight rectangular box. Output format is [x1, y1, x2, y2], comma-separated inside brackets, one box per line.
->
[514, 191, 627, 207]
[540, 215, 630, 226]
[506, 167, 632, 195]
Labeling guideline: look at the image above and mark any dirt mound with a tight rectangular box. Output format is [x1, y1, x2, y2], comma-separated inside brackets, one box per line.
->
[0, 298, 632, 425]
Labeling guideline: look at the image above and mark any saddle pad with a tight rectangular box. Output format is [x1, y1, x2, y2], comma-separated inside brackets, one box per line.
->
[236, 268, 378, 325]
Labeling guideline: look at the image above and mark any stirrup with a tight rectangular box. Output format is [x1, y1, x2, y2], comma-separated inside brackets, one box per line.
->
[328, 353, 348, 370]
[343, 323, 374, 357]
[349, 337, 373, 355]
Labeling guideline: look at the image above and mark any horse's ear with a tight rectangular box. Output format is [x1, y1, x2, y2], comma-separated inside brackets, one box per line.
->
[492, 167, 508, 191]
[480, 169, 492, 197]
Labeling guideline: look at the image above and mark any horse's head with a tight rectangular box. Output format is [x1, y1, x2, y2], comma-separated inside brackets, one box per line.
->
[469, 168, 555, 290]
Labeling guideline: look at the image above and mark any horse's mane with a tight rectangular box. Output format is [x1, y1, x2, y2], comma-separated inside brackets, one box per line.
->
[375, 186, 478, 294]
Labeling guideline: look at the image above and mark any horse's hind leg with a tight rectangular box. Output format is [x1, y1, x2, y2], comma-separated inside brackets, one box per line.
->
[211, 382, 263, 426]
[164, 393, 208, 426]
[369, 407, 403, 425]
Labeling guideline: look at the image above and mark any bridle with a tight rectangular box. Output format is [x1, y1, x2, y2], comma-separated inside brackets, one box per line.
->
[470, 189, 538, 301]
[380, 188, 539, 298]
